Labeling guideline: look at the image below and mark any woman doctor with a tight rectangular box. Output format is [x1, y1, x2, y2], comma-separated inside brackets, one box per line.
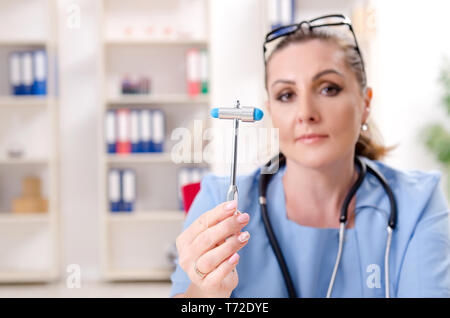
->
[171, 15, 450, 298]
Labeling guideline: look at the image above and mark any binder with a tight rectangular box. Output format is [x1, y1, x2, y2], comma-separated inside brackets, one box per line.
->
[186, 48, 200, 97]
[200, 49, 208, 94]
[267, 0, 279, 30]
[9, 52, 21, 95]
[116, 108, 131, 154]
[130, 109, 140, 153]
[21, 52, 33, 95]
[108, 169, 121, 212]
[178, 168, 191, 210]
[32, 50, 47, 95]
[191, 168, 202, 183]
[105, 110, 116, 154]
[280, 0, 295, 26]
[268, 0, 296, 31]
[151, 109, 165, 152]
[121, 74, 132, 94]
[121, 169, 136, 212]
[139, 109, 152, 153]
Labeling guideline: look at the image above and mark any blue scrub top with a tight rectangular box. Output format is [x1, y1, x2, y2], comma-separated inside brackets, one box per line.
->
[170, 157, 450, 297]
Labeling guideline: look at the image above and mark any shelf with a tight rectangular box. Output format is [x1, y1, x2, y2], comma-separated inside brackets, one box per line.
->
[0, 158, 49, 165]
[0, 269, 58, 283]
[106, 94, 209, 106]
[107, 210, 185, 222]
[100, 0, 210, 283]
[106, 153, 174, 164]
[0, 0, 60, 285]
[0, 39, 47, 47]
[0, 96, 51, 107]
[104, 38, 208, 46]
[103, 268, 175, 281]
[0, 213, 50, 224]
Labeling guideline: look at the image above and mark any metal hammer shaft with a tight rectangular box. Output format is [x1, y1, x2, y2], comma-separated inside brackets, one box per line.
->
[210, 100, 264, 213]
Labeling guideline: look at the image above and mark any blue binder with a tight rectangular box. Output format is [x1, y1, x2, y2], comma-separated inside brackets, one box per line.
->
[9, 52, 22, 95]
[270, 0, 296, 32]
[130, 110, 141, 153]
[121, 169, 136, 212]
[108, 169, 121, 212]
[140, 109, 152, 153]
[32, 50, 47, 95]
[151, 109, 165, 152]
[177, 167, 191, 210]
[21, 52, 34, 95]
[105, 110, 116, 154]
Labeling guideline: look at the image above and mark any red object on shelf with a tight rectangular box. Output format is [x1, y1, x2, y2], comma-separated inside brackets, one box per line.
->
[187, 80, 200, 97]
[182, 182, 201, 215]
[116, 108, 131, 154]
[186, 49, 200, 97]
[116, 141, 131, 154]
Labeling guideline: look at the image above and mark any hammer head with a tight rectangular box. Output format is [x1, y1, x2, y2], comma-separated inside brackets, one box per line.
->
[210, 106, 264, 122]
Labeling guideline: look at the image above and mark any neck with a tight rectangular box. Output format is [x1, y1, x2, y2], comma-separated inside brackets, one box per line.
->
[282, 153, 358, 228]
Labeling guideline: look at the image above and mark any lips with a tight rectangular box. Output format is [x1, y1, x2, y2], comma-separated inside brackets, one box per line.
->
[298, 133, 328, 139]
[296, 133, 328, 144]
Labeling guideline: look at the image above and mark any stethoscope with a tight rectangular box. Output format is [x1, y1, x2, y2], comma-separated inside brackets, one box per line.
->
[259, 153, 398, 298]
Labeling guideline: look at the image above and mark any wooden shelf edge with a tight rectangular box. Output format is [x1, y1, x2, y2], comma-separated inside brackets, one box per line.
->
[103, 268, 174, 281]
[0, 213, 50, 224]
[0, 269, 58, 283]
[106, 153, 174, 164]
[106, 94, 210, 105]
[107, 211, 185, 222]
[0, 40, 47, 46]
[104, 38, 208, 46]
[0, 158, 50, 165]
[0, 96, 53, 106]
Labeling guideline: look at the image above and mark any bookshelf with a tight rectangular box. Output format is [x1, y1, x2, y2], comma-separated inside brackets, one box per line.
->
[0, 0, 59, 283]
[99, 0, 211, 281]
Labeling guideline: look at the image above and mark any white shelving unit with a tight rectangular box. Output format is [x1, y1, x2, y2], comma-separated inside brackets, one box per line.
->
[0, 0, 59, 283]
[99, 0, 211, 281]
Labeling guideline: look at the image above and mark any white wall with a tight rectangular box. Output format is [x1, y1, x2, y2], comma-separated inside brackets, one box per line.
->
[58, 0, 101, 281]
[371, 0, 450, 196]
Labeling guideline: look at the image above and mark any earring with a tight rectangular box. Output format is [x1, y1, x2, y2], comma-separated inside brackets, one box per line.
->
[361, 123, 368, 131]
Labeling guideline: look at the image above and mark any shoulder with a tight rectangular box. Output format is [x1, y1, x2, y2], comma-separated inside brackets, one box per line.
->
[361, 157, 448, 228]
[367, 158, 442, 188]
[363, 157, 444, 204]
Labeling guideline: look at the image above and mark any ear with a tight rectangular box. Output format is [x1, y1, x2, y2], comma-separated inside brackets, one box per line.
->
[362, 86, 373, 123]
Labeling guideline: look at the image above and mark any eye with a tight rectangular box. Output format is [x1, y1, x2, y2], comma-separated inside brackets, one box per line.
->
[276, 91, 295, 102]
[320, 84, 342, 96]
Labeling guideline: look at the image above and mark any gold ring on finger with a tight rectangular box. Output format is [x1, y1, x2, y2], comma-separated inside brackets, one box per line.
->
[194, 260, 207, 279]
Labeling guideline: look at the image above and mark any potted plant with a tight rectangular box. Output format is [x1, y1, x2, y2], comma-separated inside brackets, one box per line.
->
[422, 59, 450, 200]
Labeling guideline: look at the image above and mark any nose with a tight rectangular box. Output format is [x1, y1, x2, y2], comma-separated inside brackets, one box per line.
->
[296, 93, 320, 124]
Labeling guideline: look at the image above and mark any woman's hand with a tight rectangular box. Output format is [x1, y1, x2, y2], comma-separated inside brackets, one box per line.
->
[175, 200, 250, 298]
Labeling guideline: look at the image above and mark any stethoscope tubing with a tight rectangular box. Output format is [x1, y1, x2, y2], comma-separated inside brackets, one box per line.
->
[259, 153, 397, 298]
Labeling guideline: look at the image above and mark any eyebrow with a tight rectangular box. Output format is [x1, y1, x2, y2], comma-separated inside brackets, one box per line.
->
[270, 69, 344, 88]
[312, 69, 344, 81]
[270, 79, 295, 88]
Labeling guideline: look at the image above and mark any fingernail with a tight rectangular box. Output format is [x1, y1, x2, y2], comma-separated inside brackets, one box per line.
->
[238, 231, 250, 243]
[228, 253, 239, 264]
[225, 200, 237, 211]
[237, 213, 249, 223]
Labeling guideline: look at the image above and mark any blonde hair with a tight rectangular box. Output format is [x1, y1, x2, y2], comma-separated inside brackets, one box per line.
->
[265, 28, 395, 161]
